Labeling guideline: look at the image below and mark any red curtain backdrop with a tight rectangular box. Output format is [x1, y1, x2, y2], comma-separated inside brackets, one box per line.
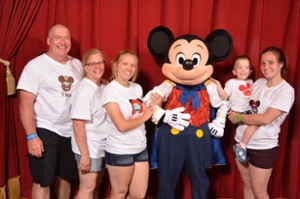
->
[0, 0, 43, 198]
[1, 0, 299, 198]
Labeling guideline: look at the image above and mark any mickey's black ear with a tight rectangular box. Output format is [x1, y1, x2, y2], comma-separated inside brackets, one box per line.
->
[205, 29, 233, 62]
[147, 26, 174, 58]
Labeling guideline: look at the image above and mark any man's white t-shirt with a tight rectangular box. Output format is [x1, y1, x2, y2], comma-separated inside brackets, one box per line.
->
[102, 80, 147, 154]
[17, 53, 83, 137]
[70, 78, 107, 158]
[235, 78, 294, 149]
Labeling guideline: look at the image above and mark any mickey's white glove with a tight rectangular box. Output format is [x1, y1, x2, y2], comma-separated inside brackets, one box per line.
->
[209, 120, 225, 137]
[163, 107, 191, 131]
[151, 107, 191, 131]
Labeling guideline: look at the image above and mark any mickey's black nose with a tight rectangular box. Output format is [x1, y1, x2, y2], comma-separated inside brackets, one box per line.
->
[183, 59, 194, 71]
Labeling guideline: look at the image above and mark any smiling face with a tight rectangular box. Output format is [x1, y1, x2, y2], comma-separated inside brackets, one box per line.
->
[260, 51, 283, 81]
[162, 38, 213, 85]
[46, 24, 71, 63]
[84, 53, 105, 85]
[232, 58, 252, 80]
[115, 53, 138, 84]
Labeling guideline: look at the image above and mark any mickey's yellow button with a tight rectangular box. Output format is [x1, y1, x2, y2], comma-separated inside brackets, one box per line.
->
[196, 129, 203, 138]
[171, 128, 180, 135]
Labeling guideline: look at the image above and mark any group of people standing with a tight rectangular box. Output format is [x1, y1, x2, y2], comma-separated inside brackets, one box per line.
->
[17, 23, 294, 199]
[18, 23, 160, 199]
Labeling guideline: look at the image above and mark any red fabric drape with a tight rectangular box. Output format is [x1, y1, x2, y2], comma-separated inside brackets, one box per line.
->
[4, 0, 300, 198]
[0, 0, 43, 195]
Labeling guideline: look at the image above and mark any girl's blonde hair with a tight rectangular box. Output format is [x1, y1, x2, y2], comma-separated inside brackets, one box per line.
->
[110, 49, 139, 82]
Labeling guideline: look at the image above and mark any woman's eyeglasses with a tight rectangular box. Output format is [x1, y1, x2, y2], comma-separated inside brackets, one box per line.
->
[85, 61, 105, 67]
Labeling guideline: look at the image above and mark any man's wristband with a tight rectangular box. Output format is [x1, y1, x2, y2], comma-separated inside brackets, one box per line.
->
[27, 133, 38, 140]
[237, 114, 242, 123]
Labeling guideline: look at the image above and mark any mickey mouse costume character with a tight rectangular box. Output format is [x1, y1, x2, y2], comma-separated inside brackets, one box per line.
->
[145, 26, 233, 199]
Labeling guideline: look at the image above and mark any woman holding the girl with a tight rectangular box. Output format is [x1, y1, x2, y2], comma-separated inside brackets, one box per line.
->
[228, 46, 294, 199]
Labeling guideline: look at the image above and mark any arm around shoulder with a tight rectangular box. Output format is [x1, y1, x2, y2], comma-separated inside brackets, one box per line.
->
[143, 80, 173, 103]
[210, 77, 228, 100]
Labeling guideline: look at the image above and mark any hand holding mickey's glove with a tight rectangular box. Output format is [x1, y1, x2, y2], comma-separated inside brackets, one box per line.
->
[209, 116, 226, 137]
[151, 107, 191, 131]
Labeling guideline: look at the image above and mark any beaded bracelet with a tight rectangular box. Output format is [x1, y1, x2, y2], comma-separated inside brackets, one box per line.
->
[27, 133, 38, 140]
[237, 114, 242, 123]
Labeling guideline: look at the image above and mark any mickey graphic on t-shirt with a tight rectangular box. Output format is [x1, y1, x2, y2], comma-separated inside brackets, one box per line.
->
[58, 75, 74, 97]
[129, 98, 144, 119]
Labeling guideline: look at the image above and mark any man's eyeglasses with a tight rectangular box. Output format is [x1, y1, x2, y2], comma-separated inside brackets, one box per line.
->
[85, 61, 105, 67]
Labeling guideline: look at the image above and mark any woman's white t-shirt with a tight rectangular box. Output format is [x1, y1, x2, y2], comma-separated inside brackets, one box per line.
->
[235, 78, 294, 149]
[102, 80, 147, 154]
[70, 78, 107, 158]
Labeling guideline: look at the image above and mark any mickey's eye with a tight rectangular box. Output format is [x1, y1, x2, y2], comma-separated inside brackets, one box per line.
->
[176, 53, 185, 66]
[192, 54, 201, 66]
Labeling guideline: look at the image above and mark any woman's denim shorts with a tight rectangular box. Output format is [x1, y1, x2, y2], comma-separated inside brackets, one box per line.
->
[105, 148, 149, 166]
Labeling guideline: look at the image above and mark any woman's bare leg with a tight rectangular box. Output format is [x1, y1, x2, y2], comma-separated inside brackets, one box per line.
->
[77, 171, 100, 199]
[93, 169, 106, 199]
[249, 164, 272, 199]
[127, 162, 149, 199]
[107, 165, 134, 199]
[235, 159, 255, 199]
